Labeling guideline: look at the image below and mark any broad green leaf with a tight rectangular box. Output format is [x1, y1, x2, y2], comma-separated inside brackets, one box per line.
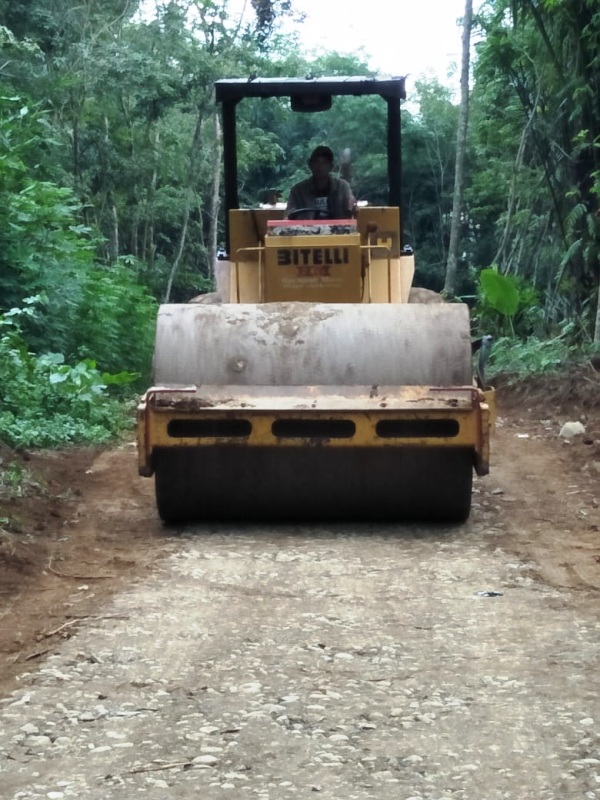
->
[479, 269, 520, 317]
[49, 370, 69, 384]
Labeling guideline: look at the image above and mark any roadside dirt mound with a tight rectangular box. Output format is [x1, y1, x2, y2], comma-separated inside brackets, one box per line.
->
[0, 441, 162, 690]
[494, 364, 600, 497]
[0, 445, 94, 585]
[493, 360, 599, 412]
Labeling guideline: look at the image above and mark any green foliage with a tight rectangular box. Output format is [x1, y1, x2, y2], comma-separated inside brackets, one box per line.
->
[0, 307, 138, 448]
[0, 176, 98, 346]
[0, 97, 158, 381]
[67, 262, 158, 380]
[0, 99, 92, 342]
[487, 330, 583, 379]
[0, 24, 42, 57]
[470, 0, 600, 340]
[402, 81, 459, 290]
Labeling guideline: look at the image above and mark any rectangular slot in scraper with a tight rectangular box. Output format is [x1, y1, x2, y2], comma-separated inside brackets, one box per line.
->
[272, 419, 356, 439]
[167, 419, 252, 438]
[376, 419, 460, 438]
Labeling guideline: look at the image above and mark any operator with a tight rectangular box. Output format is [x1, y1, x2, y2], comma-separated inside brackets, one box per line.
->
[285, 145, 356, 220]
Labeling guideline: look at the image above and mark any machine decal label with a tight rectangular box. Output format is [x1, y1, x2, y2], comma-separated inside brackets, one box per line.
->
[277, 247, 349, 270]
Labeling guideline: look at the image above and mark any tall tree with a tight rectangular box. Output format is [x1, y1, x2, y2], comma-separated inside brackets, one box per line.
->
[470, 0, 600, 339]
[444, 0, 474, 298]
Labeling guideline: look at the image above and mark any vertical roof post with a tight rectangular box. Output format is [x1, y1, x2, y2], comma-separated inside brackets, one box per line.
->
[221, 99, 239, 254]
[386, 96, 403, 242]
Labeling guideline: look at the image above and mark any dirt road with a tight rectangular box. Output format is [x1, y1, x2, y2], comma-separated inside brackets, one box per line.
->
[0, 380, 599, 799]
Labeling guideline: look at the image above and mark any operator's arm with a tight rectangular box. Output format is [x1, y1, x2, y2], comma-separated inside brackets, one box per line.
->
[329, 178, 356, 219]
[340, 178, 357, 217]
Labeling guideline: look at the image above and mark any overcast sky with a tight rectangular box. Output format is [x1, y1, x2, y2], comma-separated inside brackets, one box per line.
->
[142, 1, 480, 94]
[274, 0, 472, 88]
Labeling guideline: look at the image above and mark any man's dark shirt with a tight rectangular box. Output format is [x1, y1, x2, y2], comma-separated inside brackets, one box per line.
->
[286, 177, 355, 219]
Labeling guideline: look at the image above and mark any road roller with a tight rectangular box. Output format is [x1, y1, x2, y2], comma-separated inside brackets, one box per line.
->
[137, 77, 494, 523]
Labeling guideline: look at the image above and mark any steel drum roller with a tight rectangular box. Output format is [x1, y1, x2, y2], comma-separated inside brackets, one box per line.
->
[153, 303, 472, 388]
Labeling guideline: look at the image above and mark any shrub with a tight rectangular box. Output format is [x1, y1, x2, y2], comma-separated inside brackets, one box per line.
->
[0, 307, 138, 448]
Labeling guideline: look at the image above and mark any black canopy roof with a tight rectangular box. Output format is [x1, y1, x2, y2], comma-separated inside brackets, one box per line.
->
[214, 76, 406, 103]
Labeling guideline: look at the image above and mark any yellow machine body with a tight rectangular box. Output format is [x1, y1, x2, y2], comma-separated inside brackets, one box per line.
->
[137, 76, 494, 523]
[137, 212, 494, 522]
[226, 207, 413, 304]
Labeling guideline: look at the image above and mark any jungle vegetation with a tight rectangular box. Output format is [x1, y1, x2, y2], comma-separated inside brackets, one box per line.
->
[0, 0, 598, 446]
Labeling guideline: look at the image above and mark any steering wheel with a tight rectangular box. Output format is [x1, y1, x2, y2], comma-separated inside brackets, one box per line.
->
[287, 207, 331, 220]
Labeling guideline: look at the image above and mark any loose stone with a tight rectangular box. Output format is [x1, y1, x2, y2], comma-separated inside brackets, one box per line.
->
[21, 723, 40, 735]
[26, 735, 52, 748]
[193, 754, 219, 766]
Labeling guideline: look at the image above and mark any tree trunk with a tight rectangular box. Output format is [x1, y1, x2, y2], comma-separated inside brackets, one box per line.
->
[207, 112, 223, 286]
[143, 126, 160, 269]
[595, 273, 600, 346]
[424, 133, 448, 264]
[493, 91, 539, 271]
[108, 191, 119, 263]
[103, 115, 120, 263]
[72, 112, 82, 202]
[443, 0, 473, 299]
[164, 105, 205, 302]
[130, 209, 139, 259]
[164, 192, 191, 303]
[71, 94, 90, 225]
